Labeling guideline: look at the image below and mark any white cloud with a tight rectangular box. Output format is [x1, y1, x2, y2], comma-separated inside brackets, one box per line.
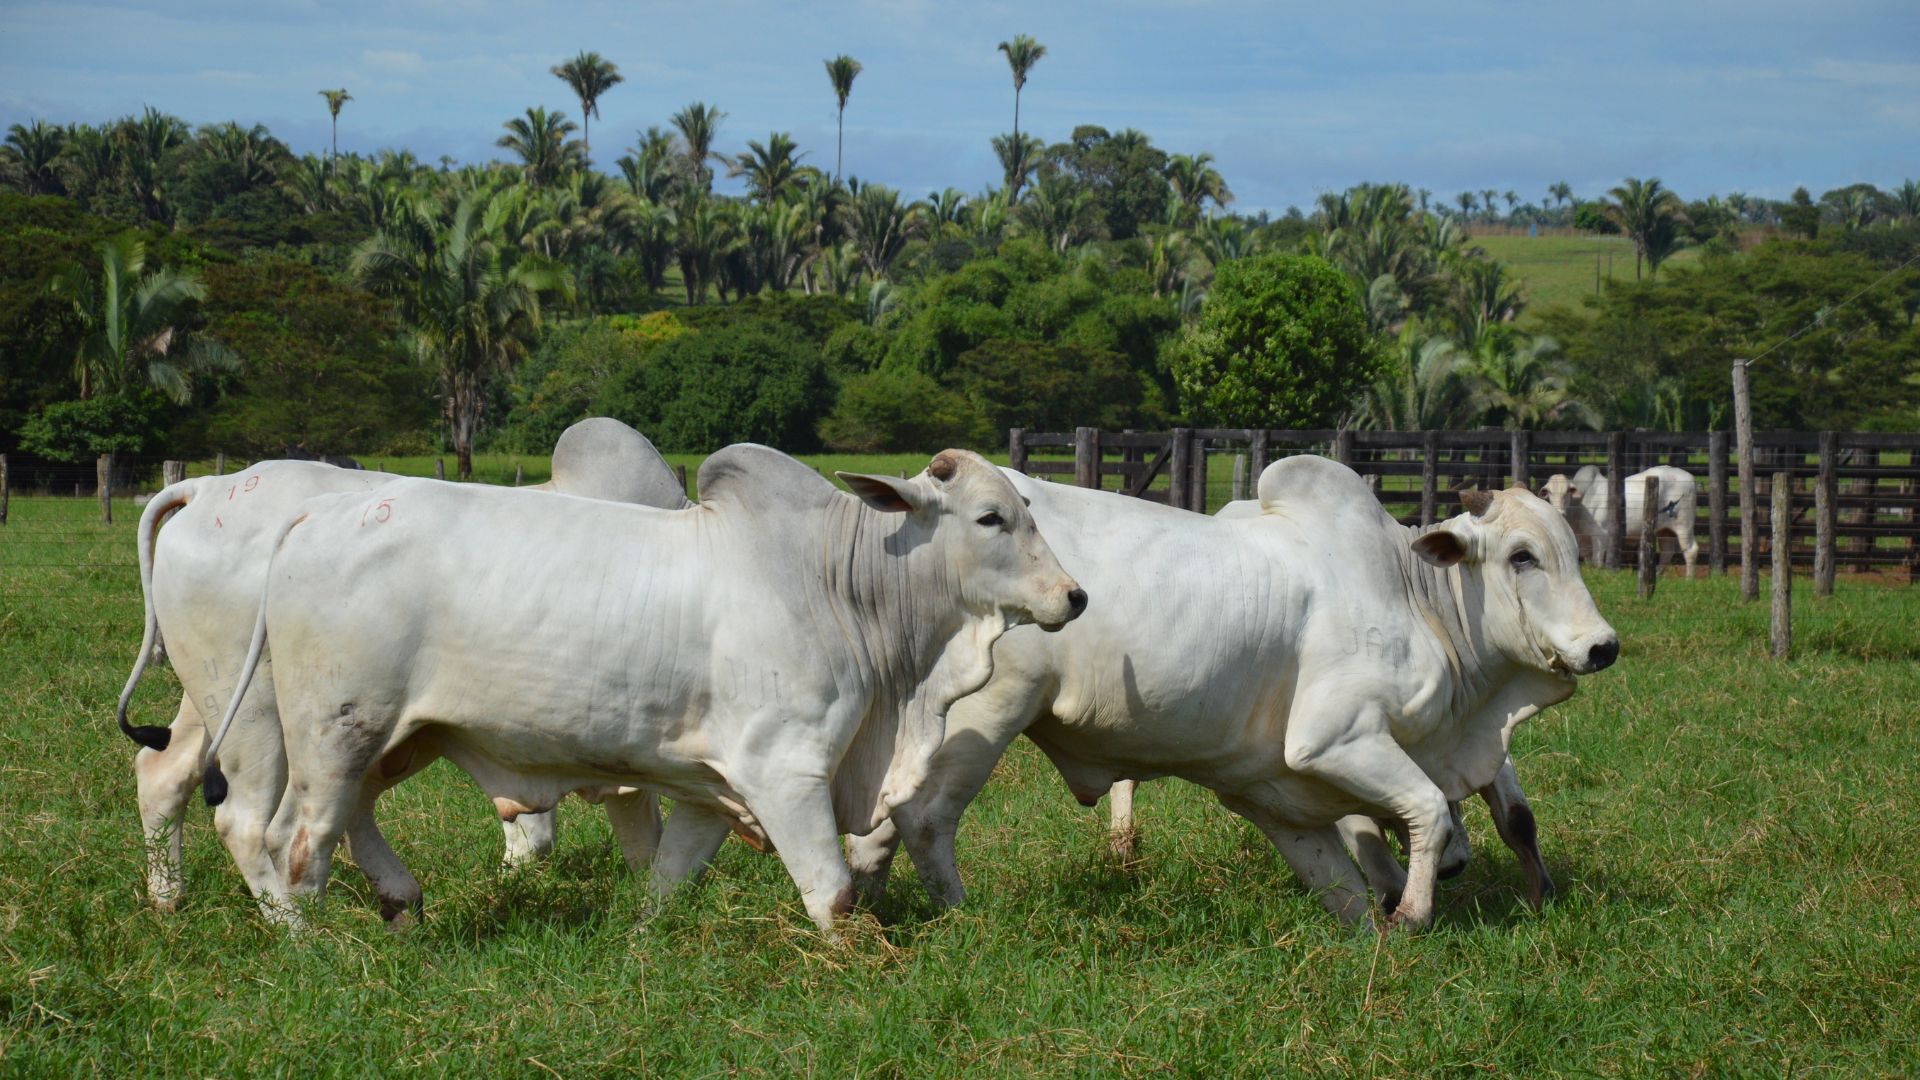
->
[360, 48, 425, 76]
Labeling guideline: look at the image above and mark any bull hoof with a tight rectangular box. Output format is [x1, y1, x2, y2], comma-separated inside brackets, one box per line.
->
[1108, 828, 1140, 862]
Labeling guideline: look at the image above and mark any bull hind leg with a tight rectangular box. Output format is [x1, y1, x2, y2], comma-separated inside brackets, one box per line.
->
[1223, 796, 1372, 928]
[647, 803, 732, 901]
[1480, 758, 1555, 910]
[603, 792, 663, 874]
[264, 706, 396, 923]
[135, 696, 205, 910]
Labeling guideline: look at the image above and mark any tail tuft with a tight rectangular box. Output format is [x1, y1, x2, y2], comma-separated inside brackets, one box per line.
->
[203, 763, 228, 807]
[128, 725, 172, 752]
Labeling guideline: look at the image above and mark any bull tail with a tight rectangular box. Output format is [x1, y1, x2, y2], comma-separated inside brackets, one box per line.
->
[115, 480, 197, 750]
[200, 510, 308, 807]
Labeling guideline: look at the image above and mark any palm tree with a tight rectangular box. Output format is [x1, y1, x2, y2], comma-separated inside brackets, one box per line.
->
[728, 132, 810, 203]
[50, 232, 238, 402]
[318, 89, 351, 172]
[497, 107, 585, 188]
[1469, 332, 1592, 429]
[1893, 179, 1920, 225]
[1353, 332, 1478, 431]
[2, 120, 69, 195]
[1481, 189, 1500, 222]
[196, 122, 288, 188]
[1603, 176, 1687, 280]
[671, 194, 736, 303]
[1017, 173, 1092, 253]
[352, 190, 570, 478]
[997, 34, 1046, 148]
[551, 52, 622, 163]
[1448, 258, 1527, 349]
[1547, 181, 1572, 211]
[991, 132, 1043, 201]
[670, 102, 726, 194]
[115, 107, 190, 221]
[927, 187, 972, 237]
[1503, 190, 1519, 215]
[846, 183, 925, 280]
[1165, 152, 1232, 223]
[617, 126, 678, 203]
[1455, 191, 1477, 218]
[824, 55, 861, 182]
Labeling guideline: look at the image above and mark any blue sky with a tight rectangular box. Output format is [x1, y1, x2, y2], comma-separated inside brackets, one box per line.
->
[2, 0, 1916, 213]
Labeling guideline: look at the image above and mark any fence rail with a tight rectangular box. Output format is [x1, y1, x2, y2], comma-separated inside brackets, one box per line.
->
[1009, 427, 1920, 576]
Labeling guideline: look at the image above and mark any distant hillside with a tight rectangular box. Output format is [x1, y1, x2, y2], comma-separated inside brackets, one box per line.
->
[1476, 233, 1704, 321]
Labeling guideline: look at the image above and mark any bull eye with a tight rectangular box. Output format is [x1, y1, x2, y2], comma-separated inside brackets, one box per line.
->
[976, 511, 1005, 529]
[1509, 549, 1537, 569]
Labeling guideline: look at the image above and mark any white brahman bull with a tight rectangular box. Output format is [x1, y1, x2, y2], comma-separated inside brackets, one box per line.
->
[206, 446, 1084, 934]
[117, 418, 688, 913]
[1097, 499, 1560, 911]
[1544, 464, 1700, 577]
[845, 456, 1615, 930]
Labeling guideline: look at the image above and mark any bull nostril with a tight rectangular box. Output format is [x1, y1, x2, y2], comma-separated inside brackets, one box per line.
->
[1587, 639, 1620, 671]
[1067, 588, 1088, 615]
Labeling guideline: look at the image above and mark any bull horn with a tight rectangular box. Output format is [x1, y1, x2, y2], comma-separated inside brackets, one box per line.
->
[928, 451, 961, 482]
[1460, 488, 1494, 517]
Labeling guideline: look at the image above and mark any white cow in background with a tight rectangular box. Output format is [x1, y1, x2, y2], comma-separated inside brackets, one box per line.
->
[1544, 465, 1700, 577]
[207, 446, 1084, 934]
[118, 418, 687, 914]
[847, 457, 1616, 930]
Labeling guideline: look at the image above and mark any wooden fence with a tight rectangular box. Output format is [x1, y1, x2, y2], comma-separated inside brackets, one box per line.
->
[1008, 427, 1920, 576]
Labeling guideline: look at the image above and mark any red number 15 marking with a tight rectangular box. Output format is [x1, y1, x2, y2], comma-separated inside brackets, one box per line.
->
[359, 498, 394, 527]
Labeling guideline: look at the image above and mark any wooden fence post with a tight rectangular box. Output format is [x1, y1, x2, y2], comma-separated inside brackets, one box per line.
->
[1771, 472, 1792, 659]
[1419, 431, 1438, 527]
[673, 464, 688, 495]
[1230, 454, 1248, 502]
[1604, 432, 1625, 569]
[1188, 431, 1209, 512]
[1708, 430, 1728, 576]
[1250, 430, 1269, 483]
[1008, 428, 1027, 476]
[0, 454, 9, 526]
[97, 452, 113, 525]
[163, 460, 185, 488]
[434, 458, 446, 482]
[1637, 473, 1660, 599]
[1073, 427, 1100, 489]
[1815, 432, 1836, 597]
[1333, 429, 1354, 467]
[514, 464, 524, 487]
[1168, 428, 1191, 511]
[1510, 429, 1531, 490]
[214, 452, 226, 476]
[1733, 361, 1759, 600]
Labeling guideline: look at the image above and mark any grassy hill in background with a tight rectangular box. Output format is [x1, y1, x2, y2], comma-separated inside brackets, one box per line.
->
[1476, 233, 1704, 322]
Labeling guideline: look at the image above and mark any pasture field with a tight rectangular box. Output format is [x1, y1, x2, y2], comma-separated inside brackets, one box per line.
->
[1475, 233, 1703, 321]
[3, 491, 1917, 1076]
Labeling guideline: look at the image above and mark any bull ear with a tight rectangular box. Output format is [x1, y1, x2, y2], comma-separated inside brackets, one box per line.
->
[838, 472, 922, 514]
[1412, 528, 1469, 567]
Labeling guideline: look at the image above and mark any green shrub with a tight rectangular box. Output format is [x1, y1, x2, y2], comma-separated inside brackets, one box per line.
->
[819, 367, 978, 452]
[17, 391, 170, 461]
[596, 321, 832, 452]
[1167, 254, 1381, 428]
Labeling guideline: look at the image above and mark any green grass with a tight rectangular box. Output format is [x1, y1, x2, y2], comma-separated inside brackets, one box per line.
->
[3, 492, 1917, 1075]
[1476, 234, 1703, 322]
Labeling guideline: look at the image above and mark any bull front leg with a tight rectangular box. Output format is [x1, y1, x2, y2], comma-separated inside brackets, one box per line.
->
[1284, 704, 1454, 931]
[1480, 757, 1556, 910]
[730, 772, 856, 937]
[1107, 780, 1139, 860]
